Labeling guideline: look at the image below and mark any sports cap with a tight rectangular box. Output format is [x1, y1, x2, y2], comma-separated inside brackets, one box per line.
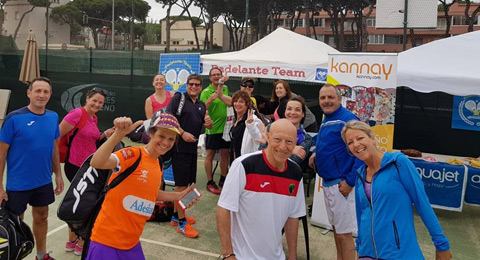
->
[151, 113, 181, 135]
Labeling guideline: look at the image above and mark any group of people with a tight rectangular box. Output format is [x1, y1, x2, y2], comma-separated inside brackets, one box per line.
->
[0, 73, 453, 260]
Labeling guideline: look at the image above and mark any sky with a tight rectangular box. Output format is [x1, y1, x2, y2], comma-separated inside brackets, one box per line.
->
[145, 0, 201, 23]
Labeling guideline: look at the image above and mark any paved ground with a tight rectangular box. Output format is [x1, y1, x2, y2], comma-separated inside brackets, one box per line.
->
[15, 140, 480, 260]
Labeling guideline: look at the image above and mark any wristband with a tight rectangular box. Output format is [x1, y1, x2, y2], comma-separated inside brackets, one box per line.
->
[221, 253, 235, 260]
[180, 130, 185, 136]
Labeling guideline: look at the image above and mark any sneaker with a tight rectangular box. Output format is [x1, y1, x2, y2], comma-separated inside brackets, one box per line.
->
[206, 182, 221, 195]
[74, 243, 83, 256]
[35, 252, 56, 260]
[65, 240, 77, 252]
[170, 215, 197, 226]
[176, 221, 199, 238]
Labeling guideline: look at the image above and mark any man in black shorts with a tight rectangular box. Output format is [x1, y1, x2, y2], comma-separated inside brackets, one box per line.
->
[200, 68, 231, 194]
[167, 74, 212, 238]
[0, 77, 64, 260]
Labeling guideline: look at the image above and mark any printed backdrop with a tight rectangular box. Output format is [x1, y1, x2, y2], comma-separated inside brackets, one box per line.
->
[327, 53, 398, 152]
[159, 53, 201, 93]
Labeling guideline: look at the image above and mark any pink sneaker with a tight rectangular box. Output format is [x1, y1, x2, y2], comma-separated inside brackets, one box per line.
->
[65, 240, 77, 252]
[74, 243, 83, 256]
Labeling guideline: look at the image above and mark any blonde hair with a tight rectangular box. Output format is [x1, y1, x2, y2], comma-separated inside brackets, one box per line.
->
[341, 120, 376, 145]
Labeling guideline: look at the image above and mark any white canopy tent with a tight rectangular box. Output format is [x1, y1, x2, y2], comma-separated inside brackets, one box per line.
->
[398, 30, 480, 96]
[201, 27, 339, 83]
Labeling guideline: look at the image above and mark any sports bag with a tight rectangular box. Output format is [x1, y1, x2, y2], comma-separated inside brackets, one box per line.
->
[147, 201, 174, 222]
[59, 107, 88, 163]
[57, 148, 141, 240]
[0, 201, 34, 260]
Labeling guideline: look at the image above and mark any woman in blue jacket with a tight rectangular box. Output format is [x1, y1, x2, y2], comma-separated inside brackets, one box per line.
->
[341, 120, 452, 260]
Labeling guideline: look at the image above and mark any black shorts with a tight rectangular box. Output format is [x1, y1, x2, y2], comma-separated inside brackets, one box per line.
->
[205, 134, 230, 150]
[6, 183, 55, 215]
[172, 152, 197, 187]
[64, 160, 80, 183]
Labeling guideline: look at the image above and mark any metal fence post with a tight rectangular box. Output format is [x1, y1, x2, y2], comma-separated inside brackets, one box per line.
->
[89, 47, 93, 73]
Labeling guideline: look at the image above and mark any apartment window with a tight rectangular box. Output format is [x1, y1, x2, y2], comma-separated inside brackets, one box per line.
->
[327, 37, 335, 47]
[384, 35, 403, 44]
[3, 12, 7, 21]
[414, 38, 423, 46]
[437, 18, 446, 29]
[343, 20, 353, 31]
[452, 15, 478, 26]
[311, 35, 325, 41]
[368, 34, 384, 44]
[172, 41, 180, 45]
[284, 19, 292, 27]
[297, 19, 304, 27]
[366, 18, 376, 27]
[15, 11, 20, 20]
[313, 18, 325, 27]
[187, 41, 194, 45]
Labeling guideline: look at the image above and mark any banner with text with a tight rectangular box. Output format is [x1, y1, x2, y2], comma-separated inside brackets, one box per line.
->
[327, 53, 398, 152]
[200, 60, 329, 83]
[159, 53, 201, 93]
[465, 166, 480, 206]
[452, 95, 480, 132]
[411, 159, 468, 211]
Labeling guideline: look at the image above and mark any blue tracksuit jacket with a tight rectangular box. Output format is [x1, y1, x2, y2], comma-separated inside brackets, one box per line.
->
[355, 152, 450, 259]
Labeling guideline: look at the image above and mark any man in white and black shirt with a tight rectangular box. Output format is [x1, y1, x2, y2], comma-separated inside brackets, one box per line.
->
[217, 119, 305, 260]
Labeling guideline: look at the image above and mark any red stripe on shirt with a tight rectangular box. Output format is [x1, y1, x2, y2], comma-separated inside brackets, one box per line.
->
[245, 173, 300, 196]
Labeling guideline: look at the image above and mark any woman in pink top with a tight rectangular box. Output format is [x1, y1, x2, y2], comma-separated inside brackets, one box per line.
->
[144, 74, 175, 119]
[58, 87, 113, 255]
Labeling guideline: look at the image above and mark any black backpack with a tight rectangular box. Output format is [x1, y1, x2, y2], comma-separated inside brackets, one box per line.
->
[57, 149, 142, 239]
[0, 201, 34, 260]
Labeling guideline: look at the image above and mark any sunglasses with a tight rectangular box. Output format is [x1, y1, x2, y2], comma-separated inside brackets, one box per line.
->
[241, 84, 254, 88]
[188, 83, 202, 87]
[88, 87, 108, 97]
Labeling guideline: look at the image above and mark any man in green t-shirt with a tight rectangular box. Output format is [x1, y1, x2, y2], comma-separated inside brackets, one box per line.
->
[200, 68, 231, 194]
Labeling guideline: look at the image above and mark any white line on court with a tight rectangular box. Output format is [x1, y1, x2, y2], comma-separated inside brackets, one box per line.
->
[140, 238, 218, 258]
[47, 223, 68, 236]
[48, 225, 218, 258]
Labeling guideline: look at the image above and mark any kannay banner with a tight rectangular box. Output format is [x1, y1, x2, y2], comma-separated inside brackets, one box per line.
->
[159, 53, 201, 93]
[411, 159, 468, 211]
[200, 61, 329, 83]
[327, 53, 398, 152]
[452, 95, 480, 132]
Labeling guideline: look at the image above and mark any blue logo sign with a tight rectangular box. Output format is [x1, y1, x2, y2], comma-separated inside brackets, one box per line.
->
[466, 166, 480, 205]
[452, 95, 480, 132]
[159, 54, 201, 93]
[315, 68, 328, 82]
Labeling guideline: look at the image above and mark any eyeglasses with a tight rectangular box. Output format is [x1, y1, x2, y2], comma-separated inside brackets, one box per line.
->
[187, 83, 202, 87]
[88, 87, 108, 97]
[241, 84, 254, 89]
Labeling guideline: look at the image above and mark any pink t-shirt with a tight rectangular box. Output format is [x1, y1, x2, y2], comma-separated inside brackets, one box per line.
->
[149, 91, 172, 113]
[64, 108, 101, 166]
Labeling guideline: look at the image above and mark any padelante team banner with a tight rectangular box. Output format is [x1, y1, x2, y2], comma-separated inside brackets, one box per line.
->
[451, 95, 480, 132]
[159, 53, 201, 93]
[200, 60, 329, 83]
[327, 53, 398, 152]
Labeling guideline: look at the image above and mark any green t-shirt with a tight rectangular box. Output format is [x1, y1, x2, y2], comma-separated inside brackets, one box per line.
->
[200, 84, 229, 135]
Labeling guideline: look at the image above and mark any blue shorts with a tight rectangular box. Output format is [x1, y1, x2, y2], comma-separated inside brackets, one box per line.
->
[86, 241, 144, 260]
[6, 183, 55, 215]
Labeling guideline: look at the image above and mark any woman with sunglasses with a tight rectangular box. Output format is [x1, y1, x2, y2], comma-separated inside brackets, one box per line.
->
[145, 74, 175, 119]
[58, 87, 113, 256]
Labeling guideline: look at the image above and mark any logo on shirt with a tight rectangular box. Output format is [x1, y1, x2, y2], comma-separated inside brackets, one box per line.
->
[288, 184, 295, 195]
[27, 121, 35, 126]
[137, 169, 148, 183]
[260, 182, 270, 188]
[121, 148, 135, 160]
[123, 195, 154, 217]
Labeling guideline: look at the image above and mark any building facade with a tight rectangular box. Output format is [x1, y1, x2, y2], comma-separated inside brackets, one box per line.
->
[3, 0, 70, 50]
[276, 2, 480, 52]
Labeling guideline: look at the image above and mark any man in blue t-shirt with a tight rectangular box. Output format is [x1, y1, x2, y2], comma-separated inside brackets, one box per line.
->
[0, 77, 64, 260]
